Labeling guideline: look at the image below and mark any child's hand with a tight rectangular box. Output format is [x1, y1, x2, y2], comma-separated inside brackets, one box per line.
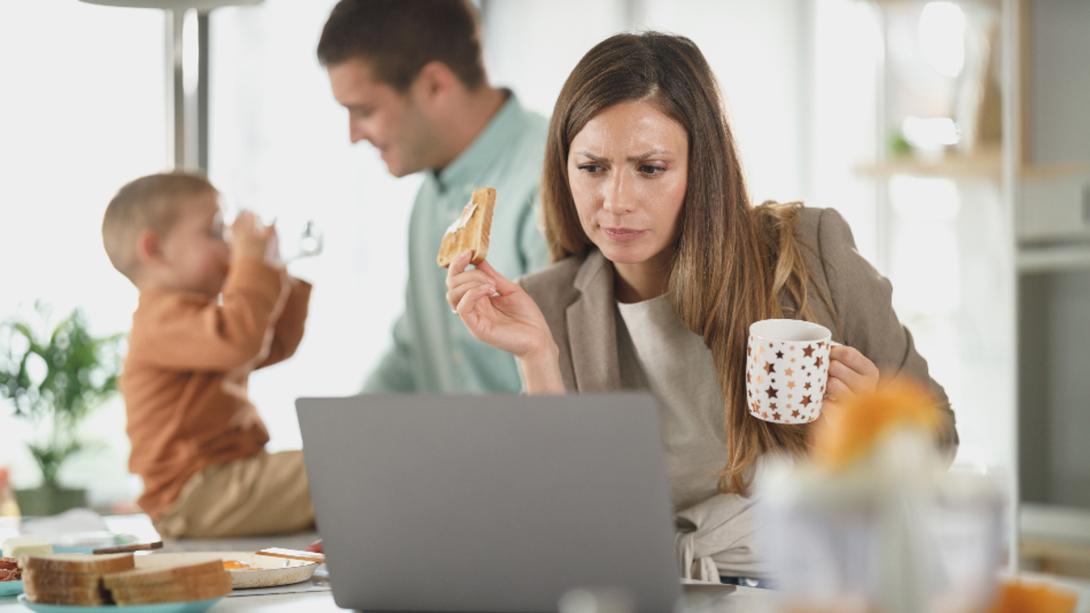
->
[230, 211, 275, 263]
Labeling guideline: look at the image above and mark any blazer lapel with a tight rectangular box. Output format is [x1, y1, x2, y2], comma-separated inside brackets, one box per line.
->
[565, 251, 621, 392]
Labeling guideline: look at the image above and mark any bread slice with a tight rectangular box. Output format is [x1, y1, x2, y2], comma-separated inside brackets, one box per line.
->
[103, 559, 232, 605]
[21, 553, 133, 605]
[436, 187, 496, 268]
[110, 573, 232, 605]
[104, 558, 224, 586]
[24, 574, 109, 606]
[24, 587, 108, 606]
[23, 569, 104, 589]
[23, 553, 134, 574]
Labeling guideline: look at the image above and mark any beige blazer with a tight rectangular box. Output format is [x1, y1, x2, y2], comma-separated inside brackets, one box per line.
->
[518, 206, 958, 579]
[519, 205, 958, 450]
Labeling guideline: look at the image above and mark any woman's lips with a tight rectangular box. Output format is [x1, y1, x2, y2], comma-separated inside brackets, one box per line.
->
[601, 227, 648, 242]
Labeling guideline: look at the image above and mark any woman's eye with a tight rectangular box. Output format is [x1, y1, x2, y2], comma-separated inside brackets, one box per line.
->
[578, 163, 604, 174]
[638, 164, 666, 176]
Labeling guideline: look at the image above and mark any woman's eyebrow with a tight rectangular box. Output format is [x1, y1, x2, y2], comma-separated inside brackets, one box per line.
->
[575, 150, 609, 163]
[575, 149, 671, 163]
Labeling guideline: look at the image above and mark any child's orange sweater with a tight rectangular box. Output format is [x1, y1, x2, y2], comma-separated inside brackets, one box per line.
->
[121, 259, 311, 518]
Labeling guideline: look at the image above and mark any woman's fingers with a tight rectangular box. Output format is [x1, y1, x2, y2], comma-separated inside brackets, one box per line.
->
[825, 375, 852, 402]
[476, 259, 521, 295]
[455, 284, 498, 322]
[446, 268, 495, 292]
[831, 345, 880, 378]
[828, 358, 868, 392]
[447, 280, 496, 311]
[445, 250, 474, 287]
[826, 344, 880, 398]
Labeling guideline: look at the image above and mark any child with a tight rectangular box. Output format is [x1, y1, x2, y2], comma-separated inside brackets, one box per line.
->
[102, 172, 313, 538]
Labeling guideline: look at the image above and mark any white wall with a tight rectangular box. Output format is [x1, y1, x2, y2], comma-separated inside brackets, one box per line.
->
[0, 1, 168, 505]
[206, 0, 420, 453]
[0, 0, 1016, 508]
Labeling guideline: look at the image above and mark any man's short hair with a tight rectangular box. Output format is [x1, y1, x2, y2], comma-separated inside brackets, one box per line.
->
[317, 0, 486, 91]
[102, 172, 216, 283]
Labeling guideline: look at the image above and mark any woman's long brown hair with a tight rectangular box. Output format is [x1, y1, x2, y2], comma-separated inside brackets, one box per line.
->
[542, 32, 819, 495]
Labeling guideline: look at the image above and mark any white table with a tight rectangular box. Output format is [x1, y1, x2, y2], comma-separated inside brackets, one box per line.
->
[1, 514, 779, 611]
[1, 585, 777, 612]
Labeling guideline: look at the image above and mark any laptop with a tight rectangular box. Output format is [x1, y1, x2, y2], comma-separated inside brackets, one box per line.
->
[296, 393, 683, 613]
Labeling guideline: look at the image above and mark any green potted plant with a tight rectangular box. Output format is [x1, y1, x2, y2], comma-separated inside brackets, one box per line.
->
[0, 306, 123, 516]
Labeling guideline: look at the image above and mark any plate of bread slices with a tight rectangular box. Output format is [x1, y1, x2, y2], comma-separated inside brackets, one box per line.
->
[17, 552, 230, 611]
[436, 187, 496, 268]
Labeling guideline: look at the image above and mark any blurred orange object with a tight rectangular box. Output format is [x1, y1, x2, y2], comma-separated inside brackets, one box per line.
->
[988, 579, 1078, 613]
[810, 379, 943, 469]
[0, 467, 19, 517]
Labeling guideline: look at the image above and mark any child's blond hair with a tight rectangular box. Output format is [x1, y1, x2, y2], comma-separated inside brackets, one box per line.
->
[102, 172, 217, 283]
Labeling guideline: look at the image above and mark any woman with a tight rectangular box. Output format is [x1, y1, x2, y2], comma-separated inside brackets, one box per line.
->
[446, 32, 958, 584]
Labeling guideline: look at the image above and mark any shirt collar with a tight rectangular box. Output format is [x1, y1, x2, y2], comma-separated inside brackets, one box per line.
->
[432, 89, 526, 193]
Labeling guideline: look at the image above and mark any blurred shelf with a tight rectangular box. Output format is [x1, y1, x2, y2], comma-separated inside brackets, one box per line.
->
[1023, 161, 1090, 181]
[863, 0, 1000, 7]
[1021, 503, 1090, 580]
[855, 150, 1090, 180]
[854, 149, 1003, 179]
[1018, 245, 1090, 273]
[1022, 503, 1090, 542]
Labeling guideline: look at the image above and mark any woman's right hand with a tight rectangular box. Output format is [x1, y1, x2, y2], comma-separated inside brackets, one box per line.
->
[445, 251, 554, 359]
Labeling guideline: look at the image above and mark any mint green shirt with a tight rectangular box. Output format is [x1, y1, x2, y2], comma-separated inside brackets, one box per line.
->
[363, 93, 550, 392]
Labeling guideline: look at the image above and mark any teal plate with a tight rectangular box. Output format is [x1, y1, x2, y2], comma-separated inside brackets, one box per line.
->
[17, 595, 222, 612]
[0, 580, 23, 597]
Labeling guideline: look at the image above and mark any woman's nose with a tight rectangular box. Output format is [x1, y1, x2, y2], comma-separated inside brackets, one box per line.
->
[601, 173, 634, 215]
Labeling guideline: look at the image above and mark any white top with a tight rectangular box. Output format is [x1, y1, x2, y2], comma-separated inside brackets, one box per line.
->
[615, 294, 727, 510]
[616, 293, 765, 579]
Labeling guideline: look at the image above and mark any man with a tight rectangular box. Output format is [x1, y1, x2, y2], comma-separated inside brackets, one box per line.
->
[318, 0, 549, 392]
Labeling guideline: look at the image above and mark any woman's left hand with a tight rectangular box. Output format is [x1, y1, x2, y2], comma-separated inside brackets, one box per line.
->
[826, 344, 880, 401]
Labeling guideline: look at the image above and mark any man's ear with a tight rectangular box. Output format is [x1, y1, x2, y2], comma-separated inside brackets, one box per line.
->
[135, 229, 162, 266]
[413, 61, 457, 104]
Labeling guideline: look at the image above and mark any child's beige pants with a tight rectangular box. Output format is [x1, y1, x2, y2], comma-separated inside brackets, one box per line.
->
[154, 450, 315, 538]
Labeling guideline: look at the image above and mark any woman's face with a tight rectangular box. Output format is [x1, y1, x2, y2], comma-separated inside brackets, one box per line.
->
[567, 99, 689, 269]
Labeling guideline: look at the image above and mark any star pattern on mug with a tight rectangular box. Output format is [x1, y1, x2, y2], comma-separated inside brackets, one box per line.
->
[746, 327, 831, 426]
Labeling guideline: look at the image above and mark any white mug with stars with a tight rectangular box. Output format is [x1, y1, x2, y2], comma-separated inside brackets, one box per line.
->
[745, 319, 832, 424]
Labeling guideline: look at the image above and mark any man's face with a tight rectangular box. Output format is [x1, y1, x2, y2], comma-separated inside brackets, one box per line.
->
[327, 57, 436, 177]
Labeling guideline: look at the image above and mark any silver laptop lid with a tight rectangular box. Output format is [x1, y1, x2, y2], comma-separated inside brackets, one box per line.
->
[296, 393, 681, 613]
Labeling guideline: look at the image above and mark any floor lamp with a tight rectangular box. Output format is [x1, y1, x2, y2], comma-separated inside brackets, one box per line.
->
[79, 0, 262, 172]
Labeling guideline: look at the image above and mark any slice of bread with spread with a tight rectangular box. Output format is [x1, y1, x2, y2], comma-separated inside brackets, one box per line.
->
[436, 187, 496, 268]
